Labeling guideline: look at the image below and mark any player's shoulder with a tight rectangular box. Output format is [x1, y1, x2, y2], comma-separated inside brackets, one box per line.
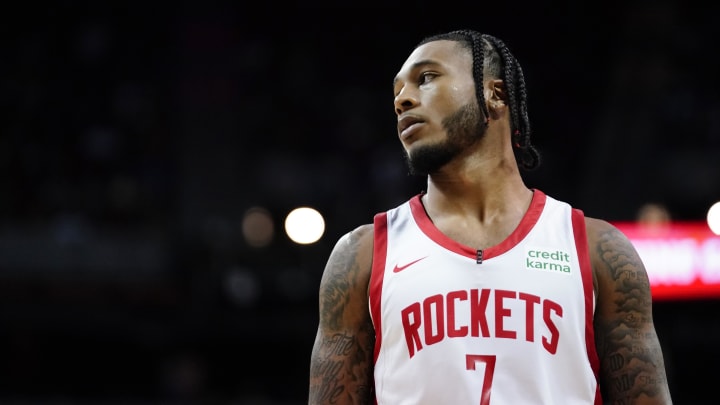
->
[336, 223, 374, 250]
[544, 192, 623, 244]
[583, 215, 640, 266]
[583, 216, 616, 235]
[325, 223, 375, 276]
[583, 216, 628, 241]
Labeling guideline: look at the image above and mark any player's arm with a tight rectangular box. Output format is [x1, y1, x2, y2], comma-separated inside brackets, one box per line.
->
[587, 217, 673, 404]
[308, 224, 375, 405]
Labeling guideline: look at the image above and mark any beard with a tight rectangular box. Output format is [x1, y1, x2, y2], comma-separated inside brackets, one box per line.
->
[405, 102, 486, 176]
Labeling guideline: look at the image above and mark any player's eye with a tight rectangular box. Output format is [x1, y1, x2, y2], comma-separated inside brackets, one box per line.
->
[419, 72, 438, 85]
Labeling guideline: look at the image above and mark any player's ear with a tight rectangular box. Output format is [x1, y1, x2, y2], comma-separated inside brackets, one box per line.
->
[486, 79, 506, 117]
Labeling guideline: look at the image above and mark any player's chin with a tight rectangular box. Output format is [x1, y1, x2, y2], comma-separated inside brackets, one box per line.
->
[402, 134, 434, 151]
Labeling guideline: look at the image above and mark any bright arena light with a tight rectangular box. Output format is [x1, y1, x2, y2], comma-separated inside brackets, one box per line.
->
[285, 207, 325, 244]
[708, 201, 720, 235]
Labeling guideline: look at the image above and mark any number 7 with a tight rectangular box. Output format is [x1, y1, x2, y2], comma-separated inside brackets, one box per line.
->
[466, 354, 497, 405]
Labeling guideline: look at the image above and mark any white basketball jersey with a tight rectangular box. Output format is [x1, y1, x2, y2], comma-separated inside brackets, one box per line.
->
[369, 189, 601, 404]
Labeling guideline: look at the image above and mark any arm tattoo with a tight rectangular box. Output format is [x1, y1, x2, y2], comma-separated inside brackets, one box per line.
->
[310, 332, 355, 403]
[320, 267, 353, 331]
[310, 325, 375, 404]
[595, 227, 670, 403]
[310, 230, 375, 404]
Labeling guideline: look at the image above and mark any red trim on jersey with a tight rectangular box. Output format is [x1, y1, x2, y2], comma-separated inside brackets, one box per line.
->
[409, 189, 547, 260]
[572, 208, 603, 405]
[370, 213, 388, 364]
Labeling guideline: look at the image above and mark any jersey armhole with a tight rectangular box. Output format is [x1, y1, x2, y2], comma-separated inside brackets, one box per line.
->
[571, 208, 602, 405]
[370, 212, 388, 363]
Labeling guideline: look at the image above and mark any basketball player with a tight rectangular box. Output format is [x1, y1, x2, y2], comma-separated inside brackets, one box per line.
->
[308, 29, 673, 404]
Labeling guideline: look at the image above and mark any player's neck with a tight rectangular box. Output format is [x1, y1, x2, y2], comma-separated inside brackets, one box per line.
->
[427, 145, 522, 190]
[423, 158, 531, 223]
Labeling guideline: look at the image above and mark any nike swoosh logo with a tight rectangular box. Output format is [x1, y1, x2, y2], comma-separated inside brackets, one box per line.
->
[393, 256, 428, 273]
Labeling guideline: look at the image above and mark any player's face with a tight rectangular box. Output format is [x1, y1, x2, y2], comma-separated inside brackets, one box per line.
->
[393, 40, 485, 175]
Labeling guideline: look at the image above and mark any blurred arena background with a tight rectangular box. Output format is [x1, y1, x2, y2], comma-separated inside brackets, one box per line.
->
[1, 1, 719, 403]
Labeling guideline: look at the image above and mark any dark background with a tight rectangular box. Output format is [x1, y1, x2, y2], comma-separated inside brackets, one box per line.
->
[2, 1, 719, 404]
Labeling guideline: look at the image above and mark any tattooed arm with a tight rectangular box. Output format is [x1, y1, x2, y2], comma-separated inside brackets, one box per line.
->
[309, 224, 375, 405]
[587, 217, 673, 404]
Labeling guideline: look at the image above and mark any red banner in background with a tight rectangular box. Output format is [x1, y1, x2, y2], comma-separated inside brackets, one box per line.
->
[613, 221, 720, 300]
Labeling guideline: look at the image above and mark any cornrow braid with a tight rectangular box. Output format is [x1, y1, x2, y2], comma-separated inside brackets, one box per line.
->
[416, 30, 541, 171]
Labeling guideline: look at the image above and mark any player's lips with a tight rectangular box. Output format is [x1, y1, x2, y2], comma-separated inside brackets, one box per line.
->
[397, 115, 425, 138]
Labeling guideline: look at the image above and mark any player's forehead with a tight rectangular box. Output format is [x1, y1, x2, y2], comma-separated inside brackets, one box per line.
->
[395, 40, 471, 81]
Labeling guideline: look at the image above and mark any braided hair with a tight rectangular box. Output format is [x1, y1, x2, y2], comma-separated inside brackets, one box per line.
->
[416, 30, 541, 171]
